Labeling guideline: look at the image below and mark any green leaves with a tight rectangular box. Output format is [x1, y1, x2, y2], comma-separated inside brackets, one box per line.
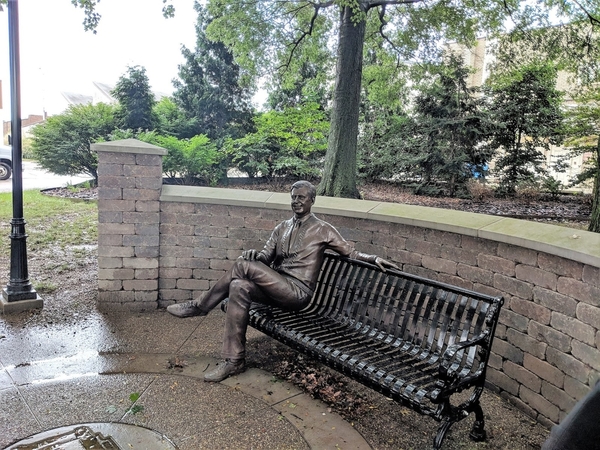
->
[173, 3, 254, 140]
[127, 392, 144, 415]
[485, 62, 565, 193]
[360, 53, 491, 197]
[226, 103, 328, 179]
[138, 132, 225, 185]
[112, 66, 157, 132]
[70, 0, 102, 33]
[561, 88, 600, 232]
[31, 103, 119, 181]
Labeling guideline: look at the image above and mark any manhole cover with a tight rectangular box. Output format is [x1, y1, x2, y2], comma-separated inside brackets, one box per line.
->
[4, 423, 177, 449]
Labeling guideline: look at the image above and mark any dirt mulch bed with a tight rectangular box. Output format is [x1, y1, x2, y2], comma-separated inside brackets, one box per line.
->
[43, 180, 592, 230]
[249, 333, 549, 450]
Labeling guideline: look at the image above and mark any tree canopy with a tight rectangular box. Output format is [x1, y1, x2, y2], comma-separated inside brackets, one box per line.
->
[172, 2, 255, 141]
[202, 0, 600, 197]
[112, 65, 157, 131]
[484, 62, 564, 195]
[30, 102, 119, 182]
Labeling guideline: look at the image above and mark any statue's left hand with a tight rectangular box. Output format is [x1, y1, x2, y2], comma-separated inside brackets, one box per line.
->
[375, 257, 399, 272]
[241, 249, 258, 260]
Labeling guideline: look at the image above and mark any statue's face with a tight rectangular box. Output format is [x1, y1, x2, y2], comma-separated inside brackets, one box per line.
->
[290, 187, 314, 218]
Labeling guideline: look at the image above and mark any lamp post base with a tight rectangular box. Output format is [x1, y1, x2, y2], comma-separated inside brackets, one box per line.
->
[1, 289, 43, 313]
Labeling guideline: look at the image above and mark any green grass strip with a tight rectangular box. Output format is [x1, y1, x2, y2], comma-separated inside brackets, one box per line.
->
[0, 190, 97, 258]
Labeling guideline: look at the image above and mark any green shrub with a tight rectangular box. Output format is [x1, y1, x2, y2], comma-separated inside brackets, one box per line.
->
[542, 176, 563, 199]
[138, 132, 225, 185]
[226, 103, 328, 180]
[31, 103, 119, 182]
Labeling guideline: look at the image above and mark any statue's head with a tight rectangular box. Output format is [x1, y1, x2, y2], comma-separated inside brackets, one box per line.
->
[290, 181, 316, 218]
[290, 180, 316, 202]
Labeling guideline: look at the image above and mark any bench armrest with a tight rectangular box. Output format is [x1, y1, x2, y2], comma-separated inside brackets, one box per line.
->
[438, 330, 490, 386]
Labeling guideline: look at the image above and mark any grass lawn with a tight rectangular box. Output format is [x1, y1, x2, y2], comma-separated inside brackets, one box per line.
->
[0, 190, 97, 256]
[0, 191, 98, 293]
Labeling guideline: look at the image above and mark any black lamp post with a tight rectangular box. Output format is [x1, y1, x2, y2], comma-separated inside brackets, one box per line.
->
[1, 0, 42, 313]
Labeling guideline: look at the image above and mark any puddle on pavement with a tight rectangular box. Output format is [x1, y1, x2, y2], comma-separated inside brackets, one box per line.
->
[0, 310, 209, 385]
[5, 423, 178, 449]
[5, 349, 104, 386]
[0, 315, 120, 386]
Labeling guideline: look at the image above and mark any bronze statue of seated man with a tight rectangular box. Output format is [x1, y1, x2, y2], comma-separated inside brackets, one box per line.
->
[167, 180, 398, 382]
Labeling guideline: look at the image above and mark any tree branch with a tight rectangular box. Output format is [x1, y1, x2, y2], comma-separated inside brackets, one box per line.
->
[367, 0, 424, 8]
[570, 0, 600, 27]
[279, 0, 425, 70]
[278, 2, 328, 70]
[376, 4, 403, 61]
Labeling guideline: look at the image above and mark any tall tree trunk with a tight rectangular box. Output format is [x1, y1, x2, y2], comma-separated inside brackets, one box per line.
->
[318, 5, 366, 198]
[588, 139, 600, 233]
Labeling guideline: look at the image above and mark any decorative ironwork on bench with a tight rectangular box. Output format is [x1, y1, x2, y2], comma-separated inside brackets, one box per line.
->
[224, 252, 504, 449]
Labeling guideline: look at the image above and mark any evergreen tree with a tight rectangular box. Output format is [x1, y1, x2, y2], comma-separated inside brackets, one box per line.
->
[112, 65, 157, 131]
[562, 90, 600, 233]
[172, 2, 254, 141]
[357, 112, 418, 182]
[410, 54, 491, 196]
[153, 97, 198, 139]
[484, 63, 564, 195]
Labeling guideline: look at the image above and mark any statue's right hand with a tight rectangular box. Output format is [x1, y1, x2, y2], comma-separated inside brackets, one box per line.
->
[241, 249, 257, 260]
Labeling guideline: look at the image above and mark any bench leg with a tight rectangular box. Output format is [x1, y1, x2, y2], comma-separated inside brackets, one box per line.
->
[433, 400, 487, 449]
[433, 418, 454, 450]
[469, 402, 486, 442]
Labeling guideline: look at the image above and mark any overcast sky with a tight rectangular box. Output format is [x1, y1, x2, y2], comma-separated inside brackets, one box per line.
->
[0, 0, 198, 120]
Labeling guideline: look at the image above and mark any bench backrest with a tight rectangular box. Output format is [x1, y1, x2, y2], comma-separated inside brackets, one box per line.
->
[305, 253, 504, 374]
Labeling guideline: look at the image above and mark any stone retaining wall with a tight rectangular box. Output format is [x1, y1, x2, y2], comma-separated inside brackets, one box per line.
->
[93, 139, 600, 428]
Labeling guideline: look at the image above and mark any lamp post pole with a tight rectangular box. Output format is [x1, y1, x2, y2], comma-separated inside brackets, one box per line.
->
[1, 0, 43, 313]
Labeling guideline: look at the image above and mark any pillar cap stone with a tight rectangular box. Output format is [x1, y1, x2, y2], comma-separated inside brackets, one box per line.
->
[92, 139, 167, 155]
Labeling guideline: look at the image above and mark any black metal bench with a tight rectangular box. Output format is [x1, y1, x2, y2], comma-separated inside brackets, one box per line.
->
[227, 253, 504, 449]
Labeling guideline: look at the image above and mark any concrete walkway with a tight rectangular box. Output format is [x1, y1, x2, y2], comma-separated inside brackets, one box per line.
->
[0, 309, 370, 449]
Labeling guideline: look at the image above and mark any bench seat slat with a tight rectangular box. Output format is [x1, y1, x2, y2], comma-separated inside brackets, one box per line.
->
[251, 305, 457, 408]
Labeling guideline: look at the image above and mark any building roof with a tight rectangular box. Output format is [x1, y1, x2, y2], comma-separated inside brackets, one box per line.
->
[60, 91, 93, 106]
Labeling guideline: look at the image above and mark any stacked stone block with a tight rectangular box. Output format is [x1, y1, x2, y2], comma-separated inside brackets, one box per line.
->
[158, 203, 280, 306]
[93, 139, 166, 311]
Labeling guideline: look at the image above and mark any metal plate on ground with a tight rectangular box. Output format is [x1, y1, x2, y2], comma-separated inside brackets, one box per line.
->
[4, 423, 177, 450]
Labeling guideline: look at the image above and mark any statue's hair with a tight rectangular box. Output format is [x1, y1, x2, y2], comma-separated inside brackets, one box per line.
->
[291, 180, 316, 201]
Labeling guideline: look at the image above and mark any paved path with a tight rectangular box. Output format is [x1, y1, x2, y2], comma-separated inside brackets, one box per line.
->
[0, 161, 91, 193]
[0, 309, 371, 449]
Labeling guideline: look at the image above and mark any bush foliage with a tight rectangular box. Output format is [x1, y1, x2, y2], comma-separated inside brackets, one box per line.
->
[137, 132, 226, 186]
[225, 102, 328, 180]
[31, 103, 119, 182]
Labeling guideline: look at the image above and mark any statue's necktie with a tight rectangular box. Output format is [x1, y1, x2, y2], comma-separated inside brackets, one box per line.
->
[288, 219, 301, 254]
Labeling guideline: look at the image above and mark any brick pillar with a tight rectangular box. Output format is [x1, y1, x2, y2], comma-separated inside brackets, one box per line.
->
[92, 139, 167, 312]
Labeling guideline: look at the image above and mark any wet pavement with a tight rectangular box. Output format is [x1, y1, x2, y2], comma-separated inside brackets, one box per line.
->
[0, 308, 370, 449]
